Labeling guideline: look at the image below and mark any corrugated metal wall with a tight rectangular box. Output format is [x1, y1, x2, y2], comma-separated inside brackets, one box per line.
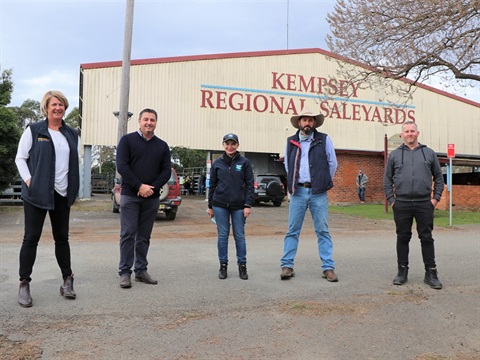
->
[80, 51, 480, 157]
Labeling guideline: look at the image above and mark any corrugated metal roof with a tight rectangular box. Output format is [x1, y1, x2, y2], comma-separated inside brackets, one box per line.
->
[79, 49, 480, 157]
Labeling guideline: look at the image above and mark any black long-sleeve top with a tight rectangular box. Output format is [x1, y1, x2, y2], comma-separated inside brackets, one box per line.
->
[116, 131, 171, 198]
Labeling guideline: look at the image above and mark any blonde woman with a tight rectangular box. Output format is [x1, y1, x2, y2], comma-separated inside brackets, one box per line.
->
[15, 90, 79, 307]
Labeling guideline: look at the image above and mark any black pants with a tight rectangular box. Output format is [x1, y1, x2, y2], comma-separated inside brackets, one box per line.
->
[393, 200, 436, 269]
[118, 195, 159, 276]
[19, 192, 72, 282]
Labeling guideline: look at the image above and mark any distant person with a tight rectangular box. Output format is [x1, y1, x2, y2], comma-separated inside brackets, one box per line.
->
[198, 174, 206, 195]
[356, 170, 369, 203]
[188, 176, 195, 195]
[207, 133, 254, 280]
[116, 108, 171, 288]
[280, 108, 339, 282]
[15, 90, 79, 307]
[384, 121, 444, 289]
[184, 175, 193, 195]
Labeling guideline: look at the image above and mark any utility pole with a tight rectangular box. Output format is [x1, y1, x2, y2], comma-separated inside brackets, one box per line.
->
[115, 0, 135, 181]
[286, 0, 289, 49]
[384, 134, 388, 213]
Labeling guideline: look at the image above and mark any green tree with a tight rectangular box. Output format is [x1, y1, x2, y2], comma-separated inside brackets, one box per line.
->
[10, 99, 42, 129]
[326, 0, 479, 97]
[65, 106, 80, 129]
[170, 146, 207, 173]
[93, 161, 116, 175]
[0, 69, 21, 193]
[0, 69, 14, 106]
[92, 145, 116, 174]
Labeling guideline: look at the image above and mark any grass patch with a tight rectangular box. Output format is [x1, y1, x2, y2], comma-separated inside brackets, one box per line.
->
[289, 303, 308, 311]
[329, 204, 480, 227]
[73, 199, 111, 212]
[0, 205, 22, 213]
[282, 301, 366, 316]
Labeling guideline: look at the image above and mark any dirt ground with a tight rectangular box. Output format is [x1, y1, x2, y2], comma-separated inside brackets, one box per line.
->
[0, 195, 479, 360]
[0, 193, 392, 243]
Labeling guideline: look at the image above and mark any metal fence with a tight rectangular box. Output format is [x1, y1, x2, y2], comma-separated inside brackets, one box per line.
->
[0, 174, 115, 204]
[0, 178, 22, 204]
[91, 173, 115, 193]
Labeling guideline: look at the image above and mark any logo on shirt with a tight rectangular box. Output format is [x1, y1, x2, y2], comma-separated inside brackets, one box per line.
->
[37, 137, 50, 142]
[235, 165, 243, 172]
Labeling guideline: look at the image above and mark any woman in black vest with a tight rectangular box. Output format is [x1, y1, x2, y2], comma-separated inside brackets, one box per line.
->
[15, 90, 79, 307]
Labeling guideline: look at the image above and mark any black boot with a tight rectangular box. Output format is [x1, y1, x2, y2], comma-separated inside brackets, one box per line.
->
[218, 263, 228, 279]
[424, 268, 443, 289]
[60, 275, 76, 299]
[18, 280, 33, 308]
[393, 265, 408, 285]
[238, 264, 248, 280]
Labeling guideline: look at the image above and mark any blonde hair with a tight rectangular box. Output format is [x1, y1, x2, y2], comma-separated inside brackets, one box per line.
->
[40, 90, 69, 117]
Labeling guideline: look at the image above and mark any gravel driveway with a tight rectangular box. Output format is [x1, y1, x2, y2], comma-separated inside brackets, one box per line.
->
[0, 195, 479, 360]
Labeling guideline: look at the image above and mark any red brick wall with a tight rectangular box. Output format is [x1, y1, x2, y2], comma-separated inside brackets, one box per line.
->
[329, 153, 385, 204]
[328, 154, 480, 211]
[436, 185, 480, 211]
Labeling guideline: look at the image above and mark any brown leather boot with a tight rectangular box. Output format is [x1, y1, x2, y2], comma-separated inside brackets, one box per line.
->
[322, 269, 339, 282]
[135, 271, 158, 285]
[280, 267, 295, 280]
[119, 273, 132, 288]
[18, 280, 33, 307]
[60, 275, 76, 299]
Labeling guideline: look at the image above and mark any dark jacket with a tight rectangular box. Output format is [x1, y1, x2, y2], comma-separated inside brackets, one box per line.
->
[383, 143, 444, 204]
[116, 131, 171, 198]
[285, 130, 333, 195]
[208, 152, 254, 210]
[21, 119, 80, 209]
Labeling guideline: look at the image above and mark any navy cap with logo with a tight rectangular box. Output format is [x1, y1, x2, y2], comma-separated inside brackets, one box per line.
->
[222, 133, 239, 143]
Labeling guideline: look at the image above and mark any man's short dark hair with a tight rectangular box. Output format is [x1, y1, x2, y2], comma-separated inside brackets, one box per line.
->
[139, 108, 158, 120]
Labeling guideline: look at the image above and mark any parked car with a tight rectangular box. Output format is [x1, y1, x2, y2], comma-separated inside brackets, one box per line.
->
[112, 168, 182, 220]
[253, 174, 285, 207]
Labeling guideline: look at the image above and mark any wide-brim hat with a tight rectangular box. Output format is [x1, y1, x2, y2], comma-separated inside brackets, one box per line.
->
[290, 108, 324, 129]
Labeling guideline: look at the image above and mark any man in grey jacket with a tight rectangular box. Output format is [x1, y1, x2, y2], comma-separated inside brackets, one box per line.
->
[383, 121, 444, 289]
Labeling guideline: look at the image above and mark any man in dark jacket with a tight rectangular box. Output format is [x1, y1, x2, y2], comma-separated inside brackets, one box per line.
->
[280, 108, 338, 282]
[116, 108, 171, 288]
[384, 121, 444, 289]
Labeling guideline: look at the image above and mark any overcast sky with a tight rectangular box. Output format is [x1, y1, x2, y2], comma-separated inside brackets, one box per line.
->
[1, 0, 478, 111]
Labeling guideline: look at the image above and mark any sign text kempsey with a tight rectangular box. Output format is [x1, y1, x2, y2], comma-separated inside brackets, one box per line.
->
[200, 71, 415, 124]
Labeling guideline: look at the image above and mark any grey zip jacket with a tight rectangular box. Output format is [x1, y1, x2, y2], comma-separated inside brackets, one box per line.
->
[383, 143, 444, 205]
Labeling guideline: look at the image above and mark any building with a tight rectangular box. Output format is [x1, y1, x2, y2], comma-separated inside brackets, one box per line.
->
[79, 48, 480, 209]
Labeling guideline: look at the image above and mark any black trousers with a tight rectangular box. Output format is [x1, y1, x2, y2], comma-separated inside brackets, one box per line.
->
[19, 192, 72, 282]
[118, 195, 159, 276]
[393, 200, 437, 269]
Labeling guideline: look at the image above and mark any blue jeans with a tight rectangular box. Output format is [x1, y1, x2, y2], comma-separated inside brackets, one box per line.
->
[213, 206, 247, 265]
[119, 195, 160, 275]
[357, 187, 366, 202]
[281, 187, 335, 271]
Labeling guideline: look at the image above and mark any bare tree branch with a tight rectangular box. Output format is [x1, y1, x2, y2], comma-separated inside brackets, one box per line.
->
[326, 0, 480, 97]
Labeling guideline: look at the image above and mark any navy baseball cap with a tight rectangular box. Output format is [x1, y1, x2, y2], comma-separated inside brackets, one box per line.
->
[222, 133, 239, 143]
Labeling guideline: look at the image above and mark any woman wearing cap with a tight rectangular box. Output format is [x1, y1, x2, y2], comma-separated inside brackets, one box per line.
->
[207, 133, 255, 280]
